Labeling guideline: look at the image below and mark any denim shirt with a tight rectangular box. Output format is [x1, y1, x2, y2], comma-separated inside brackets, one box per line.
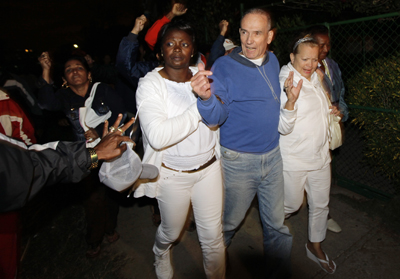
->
[324, 57, 349, 122]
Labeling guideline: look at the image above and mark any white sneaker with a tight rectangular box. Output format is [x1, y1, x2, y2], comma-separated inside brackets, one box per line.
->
[327, 218, 342, 233]
[154, 250, 173, 279]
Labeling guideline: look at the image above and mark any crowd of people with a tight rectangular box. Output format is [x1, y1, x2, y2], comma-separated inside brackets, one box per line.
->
[1, 1, 350, 278]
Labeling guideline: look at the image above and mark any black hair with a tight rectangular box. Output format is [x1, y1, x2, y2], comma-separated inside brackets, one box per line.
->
[306, 25, 329, 37]
[154, 19, 198, 64]
[63, 55, 90, 76]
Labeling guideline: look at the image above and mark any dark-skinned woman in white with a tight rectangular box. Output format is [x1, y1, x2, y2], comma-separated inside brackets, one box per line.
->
[135, 20, 224, 279]
[279, 34, 340, 274]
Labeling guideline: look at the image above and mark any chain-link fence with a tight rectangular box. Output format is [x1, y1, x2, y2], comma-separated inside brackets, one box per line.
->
[273, 12, 400, 199]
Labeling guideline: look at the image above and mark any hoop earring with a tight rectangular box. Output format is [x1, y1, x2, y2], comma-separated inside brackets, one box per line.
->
[62, 80, 69, 88]
[89, 77, 93, 83]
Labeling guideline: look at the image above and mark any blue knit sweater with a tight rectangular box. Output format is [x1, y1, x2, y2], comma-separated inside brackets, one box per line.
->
[197, 47, 281, 154]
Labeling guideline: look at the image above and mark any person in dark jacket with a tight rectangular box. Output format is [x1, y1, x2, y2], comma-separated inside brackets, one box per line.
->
[206, 20, 238, 70]
[115, 14, 160, 113]
[0, 116, 134, 279]
[0, 116, 134, 213]
[37, 53, 127, 257]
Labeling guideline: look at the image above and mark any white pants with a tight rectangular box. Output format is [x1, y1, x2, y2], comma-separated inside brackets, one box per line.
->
[283, 165, 331, 242]
[153, 160, 225, 279]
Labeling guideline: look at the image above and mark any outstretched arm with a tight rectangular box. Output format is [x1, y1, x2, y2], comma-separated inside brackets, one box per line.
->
[37, 51, 64, 111]
[0, 116, 135, 212]
[207, 20, 229, 70]
[38, 51, 52, 84]
[115, 14, 159, 85]
[144, 3, 187, 50]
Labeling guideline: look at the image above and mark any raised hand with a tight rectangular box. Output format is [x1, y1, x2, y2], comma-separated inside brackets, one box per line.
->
[219, 20, 229, 37]
[191, 63, 213, 101]
[38, 52, 52, 83]
[283, 71, 302, 110]
[132, 14, 147, 35]
[172, 3, 187, 17]
[38, 51, 51, 71]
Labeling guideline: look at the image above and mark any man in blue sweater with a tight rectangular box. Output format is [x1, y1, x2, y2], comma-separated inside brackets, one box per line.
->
[192, 8, 293, 279]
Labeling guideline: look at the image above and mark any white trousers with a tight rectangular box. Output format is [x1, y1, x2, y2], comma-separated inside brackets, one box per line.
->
[283, 165, 331, 242]
[153, 160, 226, 279]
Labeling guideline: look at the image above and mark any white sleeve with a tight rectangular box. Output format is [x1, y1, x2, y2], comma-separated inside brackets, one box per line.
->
[136, 76, 202, 150]
[278, 75, 297, 135]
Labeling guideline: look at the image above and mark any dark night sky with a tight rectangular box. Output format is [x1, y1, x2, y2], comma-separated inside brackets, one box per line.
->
[0, 0, 151, 53]
[0, 0, 358, 61]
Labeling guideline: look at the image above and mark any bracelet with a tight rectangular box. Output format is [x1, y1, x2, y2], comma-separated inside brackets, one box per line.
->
[87, 148, 99, 170]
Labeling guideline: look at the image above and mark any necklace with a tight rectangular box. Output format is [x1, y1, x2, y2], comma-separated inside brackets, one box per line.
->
[256, 65, 280, 104]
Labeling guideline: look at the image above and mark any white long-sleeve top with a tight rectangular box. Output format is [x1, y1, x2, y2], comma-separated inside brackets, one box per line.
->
[278, 63, 331, 171]
[134, 67, 220, 198]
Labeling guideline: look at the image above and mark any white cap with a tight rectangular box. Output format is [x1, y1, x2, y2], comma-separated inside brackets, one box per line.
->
[99, 142, 159, 192]
[223, 39, 238, 51]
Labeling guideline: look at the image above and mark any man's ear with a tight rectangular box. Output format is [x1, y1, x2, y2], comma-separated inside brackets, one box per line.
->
[290, 53, 294, 64]
[267, 29, 274, 45]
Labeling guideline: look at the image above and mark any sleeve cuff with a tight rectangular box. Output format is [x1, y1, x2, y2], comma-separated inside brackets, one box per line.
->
[36, 76, 53, 88]
[127, 32, 139, 42]
[281, 105, 298, 119]
[197, 94, 216, 107]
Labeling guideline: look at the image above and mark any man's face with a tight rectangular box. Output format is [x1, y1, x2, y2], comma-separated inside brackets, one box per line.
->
[239, 13, 273, 60]
[314, 34, 331, 61]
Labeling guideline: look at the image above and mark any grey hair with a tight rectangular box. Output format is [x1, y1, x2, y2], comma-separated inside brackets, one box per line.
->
[241, 8, 272, 30]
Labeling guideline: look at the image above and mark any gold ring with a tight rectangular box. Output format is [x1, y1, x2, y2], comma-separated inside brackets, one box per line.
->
[117, 128, 123, 133]
[109, 126, 116, 133]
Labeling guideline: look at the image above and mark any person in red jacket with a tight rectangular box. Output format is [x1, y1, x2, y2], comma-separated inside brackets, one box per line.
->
[0, 88, 36, 145]
[0, 87, 37, 279]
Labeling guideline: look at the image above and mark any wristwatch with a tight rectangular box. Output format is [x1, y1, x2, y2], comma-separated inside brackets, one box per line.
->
[87, 148, 99, 170]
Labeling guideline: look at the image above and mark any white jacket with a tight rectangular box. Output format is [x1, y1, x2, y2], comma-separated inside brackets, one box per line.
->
[278, 63, 331, 171]
[134, 67, 220, 198]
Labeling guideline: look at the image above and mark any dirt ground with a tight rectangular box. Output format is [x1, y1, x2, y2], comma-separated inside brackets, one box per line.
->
[18, 181, 400, 279]
[19, 182, 139, 279]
